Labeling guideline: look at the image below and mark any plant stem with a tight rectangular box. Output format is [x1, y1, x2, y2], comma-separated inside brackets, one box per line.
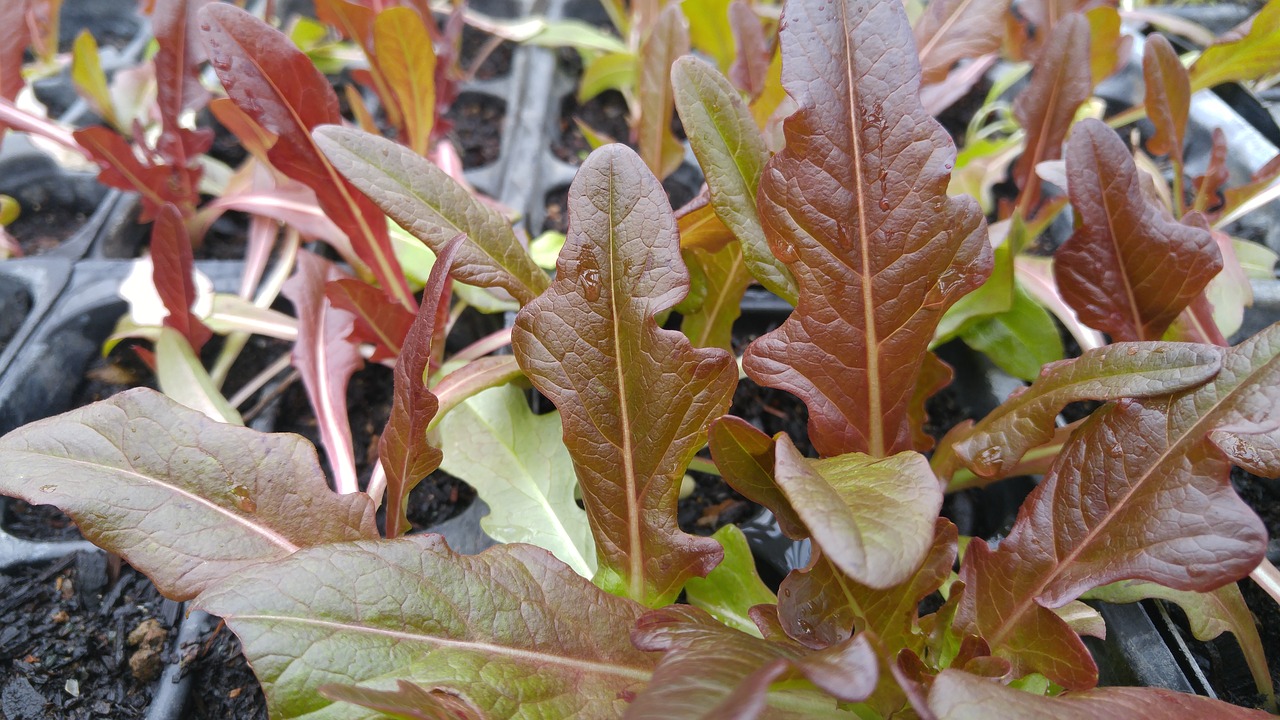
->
[1250, 558, 1280, 608]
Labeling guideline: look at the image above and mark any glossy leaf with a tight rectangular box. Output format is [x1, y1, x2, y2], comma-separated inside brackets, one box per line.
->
[912, 0, 1010, 84]
[511, 144, 736, 606]
[326, 278, 415, 362]
[1086, 581, 1274, 705]
[709, 416, 806, 538]
[437, 384, 596, 578]
[373, 7, 436, 156]
[927, 669, 1272, 719]
[1054, 119, 1222, 341]
[933, 341, 1222, 481]
[774, 437, 942, 589]
[728, 0, 770, 98]
[199, 3, 414, 310]
[636, 3, 689, 180]
[316, 126, 549, 305]
[672, 55, 798, 305]
[1142, 33, 1189, 164]
[197, 536, 656, 719]
[958, 323, 1280, 688]
[0, 389, 376, 600]
[628, 606, 878, 717]
[1011, 13, 1091, 214]
[281, 251, 365, 495]
[380, 237, 459, 537]
[151, 203, 212, 351]
[684, 524, 777, 636]
[1188, 1, 1280, 92]
[745, 0, 991, 458]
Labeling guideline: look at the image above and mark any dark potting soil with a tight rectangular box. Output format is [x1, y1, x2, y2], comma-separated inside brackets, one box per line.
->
[198, 106, 249, 170]
[0, 282, 31, 357]
[8, 206, 92, 257]
[183, 624, 268, 720]
[445, 92, 507, 169]
[542, 169, 699, 235]
[460, 25, 515, 81]
[0, 553, 174, 720]
[552, 90, 631, 165]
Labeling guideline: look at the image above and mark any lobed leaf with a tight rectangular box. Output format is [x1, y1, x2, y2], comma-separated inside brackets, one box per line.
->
[73, 126, 186, 221]
[316, 125, 549, 305]
[1054, 119, 1222, 341]
[511, 144, 736, 606]
[1010, 13, 1091, 214]
[199, 3, 414, 310]
[437, 384, 596, 578]
[380, 237, 459, 537]
[927, 669, 1272, 719]
[672, 55, 798, 305]
[0, 389, 376, 600]
[774, 438, 942, 589]
[912, 0, 1010, 84]
[933, 341, 1222, 481]
[958, 323, 1280, 689]
[1142, 33, 1189, 163]
[282, 251, 365, 495]
[636, 3, 689, 181]
[197, 536, 656, 719]
[745, 0, 991, 459]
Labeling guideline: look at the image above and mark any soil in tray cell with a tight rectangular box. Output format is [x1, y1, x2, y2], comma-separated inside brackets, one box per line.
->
[0, 554, 173, 720]
[184, 624, 268, 720]
[445, 92, 507, 169]
[552, 90, 631, 166]
[7, 204, 94, 257]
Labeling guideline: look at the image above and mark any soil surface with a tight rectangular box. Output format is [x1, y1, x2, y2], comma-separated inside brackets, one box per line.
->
[0, 553, 173, 720]
[445, 92, 507, 168]
[552, 90, 631, 165]
[183, 624, 268, 720]
[461, 25, 516, 81]
[8, 206, 93, 257]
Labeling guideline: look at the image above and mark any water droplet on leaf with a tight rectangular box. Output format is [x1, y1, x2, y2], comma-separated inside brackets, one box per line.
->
[40, 485, 56, 493]
[879, 197, 890, 211]
[977, 446, 1003, 469]
[231, 485, 257, 512]
[773, 240, 798, 263]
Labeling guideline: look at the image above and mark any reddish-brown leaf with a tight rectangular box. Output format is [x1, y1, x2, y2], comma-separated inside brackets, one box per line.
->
[958, 323, 1280, 689]
[744, 0, 991, 458]
[151, 203, 212, 351]
[1054, 119, 1222, 341]
[912, 0, 1011, 84]
[281, 251, 366, 495]
[511, 144, 736, 607]
[199, 3, 414, 310]
[380, 236, 461, 538]
[153, 0, 213, 170]
[73, 126, 187, 221]
[0, 0, 29, 128]
[728, 0, 770, 98]
[325, 278, 415, 362]
[708, 416, 806, 538]
[1011, 13, 1092, 215]
[1143, 33, 1189, 163]
[315, 0, 402, 130]
[636, 3, 689, 181]
[1192, 127, 1231, 213]
[372, 6, 436, 156]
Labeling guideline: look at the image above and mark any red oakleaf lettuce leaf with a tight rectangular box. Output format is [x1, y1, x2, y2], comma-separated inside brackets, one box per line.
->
[958, 323, 1280, 689]
[912, 0, 1011, 84]
[281, 250, 366, 495]
[151, 203, 212, 351]
[636, 3, 689, 181]
[512, 144, 736, 606]
[927, 669, 1272, 719]
[1054, 119, 1222, 341]
[199, 3, 414, 310]
[326, 277, 416, 362]
[627, 605, 877, 718]
[196, 536, 656, 719]
[0, 0, 27, 108]
[315, 125, 549, 305]
[1010, 13, 1091, 216]
[154, 0, 213, 180]
[380, 235, 462, 538]
[932, 341, 1223, 481]
[0, 388, 377, 599]
[744, 0, 991, 458]
[72, 126, 188, 221]
[1142, 33, 1189, 164]
[773, 437, 942, 589]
